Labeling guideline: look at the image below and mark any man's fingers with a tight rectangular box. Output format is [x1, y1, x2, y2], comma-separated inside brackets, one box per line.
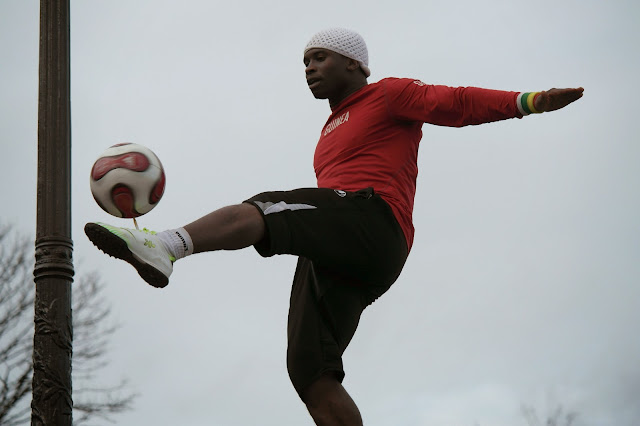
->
[556, 88, 584, 109]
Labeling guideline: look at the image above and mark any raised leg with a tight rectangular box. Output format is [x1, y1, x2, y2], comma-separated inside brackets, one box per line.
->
[183, 203, 265, 253]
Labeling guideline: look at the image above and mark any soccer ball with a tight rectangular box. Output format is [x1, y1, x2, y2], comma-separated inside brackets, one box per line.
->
[90, 143, 166, 218]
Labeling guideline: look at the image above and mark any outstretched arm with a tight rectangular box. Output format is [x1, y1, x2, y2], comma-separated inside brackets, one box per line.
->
[534, 87, 584, 112]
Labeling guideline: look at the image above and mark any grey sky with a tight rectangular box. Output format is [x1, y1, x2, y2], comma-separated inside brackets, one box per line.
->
[2, 0, 639, 425]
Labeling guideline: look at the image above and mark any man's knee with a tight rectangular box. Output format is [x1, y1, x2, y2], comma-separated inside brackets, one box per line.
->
[300, 372, 364, 426]
[300, 372, 343, 405]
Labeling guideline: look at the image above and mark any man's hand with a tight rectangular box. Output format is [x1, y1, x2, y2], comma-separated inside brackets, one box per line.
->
[534, 88, 584, 113]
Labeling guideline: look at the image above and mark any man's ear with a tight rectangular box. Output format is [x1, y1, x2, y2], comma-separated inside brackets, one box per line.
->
[346, 58, 361, 72]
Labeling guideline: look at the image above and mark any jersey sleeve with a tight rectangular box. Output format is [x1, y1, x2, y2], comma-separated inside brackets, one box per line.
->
[382, 78, 523, 127]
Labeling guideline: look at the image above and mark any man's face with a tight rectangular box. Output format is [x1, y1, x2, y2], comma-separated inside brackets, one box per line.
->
[303, 48, 353, 101]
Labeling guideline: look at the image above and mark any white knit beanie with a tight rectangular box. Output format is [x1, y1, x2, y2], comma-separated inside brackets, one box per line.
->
[304, 28, 370, 77]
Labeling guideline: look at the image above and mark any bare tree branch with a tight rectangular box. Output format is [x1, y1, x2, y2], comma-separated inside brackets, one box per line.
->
[521, 403, 578, 426]
[0, 225, 137, 425]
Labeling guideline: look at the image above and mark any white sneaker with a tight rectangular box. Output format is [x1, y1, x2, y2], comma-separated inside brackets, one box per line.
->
[85, 222, 174, 288]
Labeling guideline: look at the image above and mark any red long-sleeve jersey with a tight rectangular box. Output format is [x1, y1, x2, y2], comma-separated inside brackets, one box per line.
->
[314, 77, 523, 250]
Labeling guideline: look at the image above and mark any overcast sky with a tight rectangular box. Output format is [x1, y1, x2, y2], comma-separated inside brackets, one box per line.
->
[2, 1, 639, 425]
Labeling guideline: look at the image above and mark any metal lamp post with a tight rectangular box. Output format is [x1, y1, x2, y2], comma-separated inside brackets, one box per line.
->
[32, 0, 74, 424]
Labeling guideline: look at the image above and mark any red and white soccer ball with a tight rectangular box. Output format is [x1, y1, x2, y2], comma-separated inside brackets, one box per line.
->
[90, 143, 166, 218]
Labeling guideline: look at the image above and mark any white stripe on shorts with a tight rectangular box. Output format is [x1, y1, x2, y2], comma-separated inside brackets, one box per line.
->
[254, 201, 317, 215]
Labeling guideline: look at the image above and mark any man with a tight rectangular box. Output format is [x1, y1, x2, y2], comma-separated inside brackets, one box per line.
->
[85, 28, 583, 425]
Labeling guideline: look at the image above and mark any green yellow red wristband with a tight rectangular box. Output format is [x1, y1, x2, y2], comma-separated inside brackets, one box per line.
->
[517, 92, 542, 115]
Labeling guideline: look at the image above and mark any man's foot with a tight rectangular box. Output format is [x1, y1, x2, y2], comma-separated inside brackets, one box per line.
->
[84, 222, 174, 288]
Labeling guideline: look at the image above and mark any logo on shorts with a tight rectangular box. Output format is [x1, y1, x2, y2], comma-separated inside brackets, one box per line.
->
[334, 190, 347, 197]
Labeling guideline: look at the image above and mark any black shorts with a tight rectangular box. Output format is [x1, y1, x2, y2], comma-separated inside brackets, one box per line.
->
[244, 187, 408, 398]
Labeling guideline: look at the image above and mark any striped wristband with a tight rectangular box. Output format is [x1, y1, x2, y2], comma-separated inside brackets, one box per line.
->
[517, 92, 542, 116]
